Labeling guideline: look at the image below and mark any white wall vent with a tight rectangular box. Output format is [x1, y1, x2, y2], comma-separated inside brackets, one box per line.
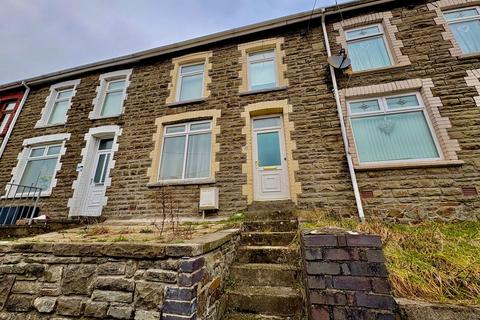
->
[199, 187, 219, 210]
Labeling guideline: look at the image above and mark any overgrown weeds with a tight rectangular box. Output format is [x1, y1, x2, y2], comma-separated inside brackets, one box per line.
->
[302, 215, 480, 306]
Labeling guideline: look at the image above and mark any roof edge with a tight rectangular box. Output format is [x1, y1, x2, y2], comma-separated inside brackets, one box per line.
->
[0, 0, 394, 91]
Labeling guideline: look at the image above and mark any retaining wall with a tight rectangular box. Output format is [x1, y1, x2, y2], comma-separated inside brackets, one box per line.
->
[0, 229, 240, 320]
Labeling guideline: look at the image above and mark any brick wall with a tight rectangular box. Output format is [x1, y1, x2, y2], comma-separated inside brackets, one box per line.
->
[302, 230, 397, 320]
[0, 0, 478, 221]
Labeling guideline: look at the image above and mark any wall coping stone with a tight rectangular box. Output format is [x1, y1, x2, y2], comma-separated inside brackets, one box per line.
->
[0, 228, 239, 258]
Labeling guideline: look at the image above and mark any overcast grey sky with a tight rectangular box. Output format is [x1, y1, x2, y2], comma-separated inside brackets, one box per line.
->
[0, 0, 351, 85]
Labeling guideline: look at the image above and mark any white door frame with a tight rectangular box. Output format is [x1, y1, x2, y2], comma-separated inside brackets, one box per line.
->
[252, 115, 290, 201]
[68, 125, 121, 217]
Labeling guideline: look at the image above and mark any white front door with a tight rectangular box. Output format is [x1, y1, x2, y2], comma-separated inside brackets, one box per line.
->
[252, 116, 290, 201]
[82, 138, 113, 216]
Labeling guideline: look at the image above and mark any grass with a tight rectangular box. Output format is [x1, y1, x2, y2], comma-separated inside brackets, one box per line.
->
[302, 215, 480, 306]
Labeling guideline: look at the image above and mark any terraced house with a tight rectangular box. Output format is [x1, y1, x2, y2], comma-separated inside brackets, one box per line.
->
[1, 0, 480, 226]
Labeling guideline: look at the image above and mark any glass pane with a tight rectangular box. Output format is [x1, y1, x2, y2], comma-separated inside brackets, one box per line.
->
[99, 139, 113, 150]
[349, 100, 381, 114]
[94, 154, 106, 183]
[185, 133, 211, 178]
[18, 158, 57, 191]
[348, 37, 392, 71]
[47, 146, 61, 155]
[450, 20, 480, 54]
[386, 95, 419, 109]
[257, 131, 282, 167]
[444, 9, 479, 21]
[166, 125, 186, 134]
[351, 111, 439, 163]
[249, 49, 275, 61]
[253, 117, 281, 129]
[190, 122, 211, 131]
[57, 90, 73, 100]
[179, 73, 203, 101]
[159, 136, 186, 180]
[0, 113, 10, 133]
[181, 63, 204, 74]
[5, 102, 16, 111]
[250, 59, 276, 90]
[30, 148, 45, 157]
[48, 100, 69, 124]
[101, 91, 123, 116]
[101, 153, 111, 183]
[108, 80, 126, 91]
[346, 25, 381, 40]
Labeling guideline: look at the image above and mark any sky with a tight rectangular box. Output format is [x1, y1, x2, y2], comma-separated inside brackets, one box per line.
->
[0, 0, 352, 85]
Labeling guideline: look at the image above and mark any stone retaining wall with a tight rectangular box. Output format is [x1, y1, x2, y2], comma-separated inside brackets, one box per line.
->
[397, 298, 480, 320]
[0, 229, 240, 320]
[302, 230, 397, 319]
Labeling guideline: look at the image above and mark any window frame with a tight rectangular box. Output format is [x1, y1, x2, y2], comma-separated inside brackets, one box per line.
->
[247, 49, 278, 91]
[99, 78, 128, 117]
[158, 119, 213, 182]
[46, 87, 74, 125]
[347, 92, 443, 165]
[175, 62, 206, 102]
[0, 101, 17, 136]
[345, 23, 394, 71]
[443, 6, 480, 54]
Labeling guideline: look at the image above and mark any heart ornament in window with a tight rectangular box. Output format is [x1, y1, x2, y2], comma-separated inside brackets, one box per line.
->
[378, 119, 395, 135]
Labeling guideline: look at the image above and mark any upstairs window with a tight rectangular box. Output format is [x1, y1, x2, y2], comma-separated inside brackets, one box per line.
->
[101, 79, 127, 117]
[0, 101, 17, 135]
[177, 63, 205, 101]
[18, 144, 62, 193]
[444, 7, 480, 54]
[348, 93, 440, 163]
[159, 120, 212, 181]
[248, 49, 277, 91]
[346, 24, 392, 71]
[90, 69, 132, 119]
[47, 88, 74, 125]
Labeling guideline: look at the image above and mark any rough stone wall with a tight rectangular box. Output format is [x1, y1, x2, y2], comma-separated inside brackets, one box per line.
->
[328, 0, 480, 221]
[302, 231, 397, 320]
[0, 0, 478, 221]
[397, 298, 480, 320]
[0, 232, 240, 319]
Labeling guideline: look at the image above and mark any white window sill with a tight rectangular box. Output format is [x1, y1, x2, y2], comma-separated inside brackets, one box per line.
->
[354, 159, 464, 171]
[350, 62, 411, 76]
[89, 114, 123, 120]
[239, 86, 288, 96]
[35, 123, 66, 129]
[165, 98, 206, 107]
[1, 191, 51, 199]
[147, 177, 215, 187]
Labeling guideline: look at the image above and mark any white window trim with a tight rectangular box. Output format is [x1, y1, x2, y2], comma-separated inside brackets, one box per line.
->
[347, 92, 443, 165]
[5, 133, 71, 198]
[247, 49, 278, 91]
[158, 120, 213, 183]
[175, 63, 205, 102]
[443, 6, 480, 54]
[36, 80, 80, 128]
[67, 125, 121, 217]
[89, 69, 132, 120]
[0, 102, 16, 134]
[345, 23, 394, 71]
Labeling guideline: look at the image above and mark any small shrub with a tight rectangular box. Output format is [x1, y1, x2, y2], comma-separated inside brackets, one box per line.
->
[112, 235, 128, 242]
[139, 228, 154, 233]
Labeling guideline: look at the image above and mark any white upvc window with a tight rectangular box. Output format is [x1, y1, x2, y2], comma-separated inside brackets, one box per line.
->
[159, 120, 212, 181]
[247, 49, 277, 91]
[443, 7, 480, 54]
[348, 93, 441, 164]
[345, 24, 393, 71]
[37, 79, 80, 128]
[90, 69, 132, 119]
[0, 102, 16, 135]
[176, 63, 205, 102]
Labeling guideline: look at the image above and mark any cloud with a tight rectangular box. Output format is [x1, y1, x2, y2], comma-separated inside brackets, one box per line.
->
[0, 0, 352, 84]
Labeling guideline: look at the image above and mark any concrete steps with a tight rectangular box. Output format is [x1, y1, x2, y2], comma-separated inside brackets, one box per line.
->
[240, 231, 296, 246]
[230, 263, 300, 287]
[226, 285, 303, 317]
[223, 312, 290, 320]
[236, 245, 297, 264]
[243, 220, 298, 232]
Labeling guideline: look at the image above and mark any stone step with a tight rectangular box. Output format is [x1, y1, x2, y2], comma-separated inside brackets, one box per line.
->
[226, 285, 303, 317]
[231, 263, 300, 287]
[236, 246, 297, 264]
[223, 312, 290, 320]
[241, 231, 296, 246]
[243, 220, 298, 232]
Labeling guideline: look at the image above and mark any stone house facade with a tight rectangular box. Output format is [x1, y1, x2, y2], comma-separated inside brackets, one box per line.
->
[0, 0, 479, 222]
